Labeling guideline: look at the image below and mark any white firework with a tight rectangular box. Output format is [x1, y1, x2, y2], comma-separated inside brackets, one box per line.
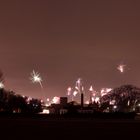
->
[95, 97, 100, 103]
[117, 64, 126, 73]
[89, 85, 97, 96]
[67, 87, 72, 96]
[89, 86, 93, 92]
[75, 78, 84, 93]
[73, 90, 78, 97]
[52, 96, 60, 104]
[30, 70, 43, 88]
[101, 88, 112, 97]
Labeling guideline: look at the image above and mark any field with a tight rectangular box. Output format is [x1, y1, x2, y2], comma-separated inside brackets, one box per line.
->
[0, 114, 140, 139]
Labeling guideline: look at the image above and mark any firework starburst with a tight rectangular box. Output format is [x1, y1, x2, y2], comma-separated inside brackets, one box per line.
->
[117, 64, 126, 73]
[30, 70, 43, 88]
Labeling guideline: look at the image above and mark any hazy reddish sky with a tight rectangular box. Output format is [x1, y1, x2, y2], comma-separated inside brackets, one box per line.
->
[0, 0, 140, 101]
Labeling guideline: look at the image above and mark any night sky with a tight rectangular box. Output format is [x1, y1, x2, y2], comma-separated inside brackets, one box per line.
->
[0, 0, 140, 100]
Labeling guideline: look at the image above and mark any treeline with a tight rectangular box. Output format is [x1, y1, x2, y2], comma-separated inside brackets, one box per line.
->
[0, 88, 43, 113]
[100, 85, 140, 112]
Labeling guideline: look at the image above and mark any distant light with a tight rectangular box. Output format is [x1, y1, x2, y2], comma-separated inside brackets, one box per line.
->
[92, 97, 95, 102]
[89, 86, 93, 91]
[85, 101, 89, 104]
[127, 100, 130, 106]
[75, 86, 79, 90]
[42, 109, 50, 114]
[76, 78, 81, 84]
[0, 82, 4, 89]
[52, 96, 60, 104]
[110, 100, 116, 105]
[41, 100, 44, 103]
[113, 106, 117, 109]
[67, 87, 72, 92]
[26, 97, 32, 104]
[45, 103, 50, 107]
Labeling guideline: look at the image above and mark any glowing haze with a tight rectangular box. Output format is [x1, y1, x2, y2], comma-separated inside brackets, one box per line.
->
[0, 0, 140, 100]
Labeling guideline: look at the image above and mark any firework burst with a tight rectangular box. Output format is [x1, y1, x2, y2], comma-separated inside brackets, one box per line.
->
[117, 64, 126, 73]
[101, 88, 112, 97]
[30, 70, 43, 88]
[52, 96, 60, 104]
[73, 90, 78, 97]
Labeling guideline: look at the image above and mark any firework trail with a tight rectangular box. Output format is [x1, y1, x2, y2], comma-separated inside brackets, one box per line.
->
[75, 78, 84, 94]
[30, 70, 47, 103]
[89, 86, 93, 103]
[89, 85, 99, 103]
[67, 87, 75, 101]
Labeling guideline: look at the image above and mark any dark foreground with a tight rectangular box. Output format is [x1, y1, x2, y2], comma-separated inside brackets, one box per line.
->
[0, 113, 140, 140]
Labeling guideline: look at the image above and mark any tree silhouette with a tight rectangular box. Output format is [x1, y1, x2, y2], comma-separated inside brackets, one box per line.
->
[0, 89, 43, 113]
[100, 85, 140, 112]
[0, 70, 43, 113]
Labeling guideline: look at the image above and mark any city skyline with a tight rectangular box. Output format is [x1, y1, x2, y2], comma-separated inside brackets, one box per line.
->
[0, 0, 140, 100]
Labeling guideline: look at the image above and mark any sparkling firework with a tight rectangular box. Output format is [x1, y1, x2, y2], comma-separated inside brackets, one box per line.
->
[73, 91, 78, 97]
[67, 87, 74, 101]
[75, 86, 79, 91]
[92, 97, 95, 102]
[101, 88, 112, 97]
[30, 70, 43, 88]
[89, 86, 93, 92]
[89, 86, 97, 96]
[95, 97, 100, 103]
[110, 100, 116, 105]
[52, 96, 60, 104]
[75, 78, 84, 93]
[67, 87, 72, 96]
[117, 64, 126, 73]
